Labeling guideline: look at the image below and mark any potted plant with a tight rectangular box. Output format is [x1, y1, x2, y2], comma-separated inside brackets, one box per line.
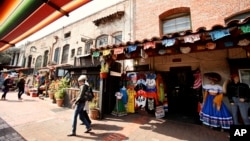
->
[54, 78, 70, 107]
[48, 80, 58, 100]
[88, 92, 99, 120]
[100, 62, 109, 79]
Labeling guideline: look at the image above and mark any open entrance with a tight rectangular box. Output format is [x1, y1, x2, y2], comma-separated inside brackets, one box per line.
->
[165, 66, 200, 124]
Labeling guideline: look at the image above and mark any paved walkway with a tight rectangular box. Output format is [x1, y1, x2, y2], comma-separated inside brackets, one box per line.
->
[0, 91, 229, 141]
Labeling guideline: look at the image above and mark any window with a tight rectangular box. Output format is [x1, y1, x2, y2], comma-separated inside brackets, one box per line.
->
[85, 40, 93, 54]
[61, 44, 69, 64]
[64, 32, 71, 39]
[71, 49, 75, 58]
[112, 32, 122, 44]
[30, 46, 37, 52]
[162, 13, 191, 34]
[27, 55, 32, 67]
[77, 47, 82, 55]
[43, 50, 49, 67]
[96, 35, 108, 48]
[54, 47, 60, 64]
[35, 55, 42, 69]
[225, 11, 250, 24]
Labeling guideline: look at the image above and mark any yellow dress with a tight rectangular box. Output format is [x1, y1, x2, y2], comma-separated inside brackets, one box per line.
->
[127, 88, 136, 113]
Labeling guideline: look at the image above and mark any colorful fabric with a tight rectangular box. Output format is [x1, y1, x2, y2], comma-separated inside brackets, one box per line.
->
[240, 24, 250, 33]
[114, 47, 124, 55]
[209, 29, 230, 41]
[92, 51, 100, 57]
[120, 87, 128, 104]
[127, 45, 137, 53]
[162, 39, 175, 47]
[102, 49, 111, 56]
[147, 91, 159, 105]
[143, 41, 155, 49]
[127, 88, 136, 113]
[200, 84, 233, 129]
[193, 71, 202, 89]
[111, 92, 127, 116]
[156, 74, 165, 103]
[183, 34, 200, 43]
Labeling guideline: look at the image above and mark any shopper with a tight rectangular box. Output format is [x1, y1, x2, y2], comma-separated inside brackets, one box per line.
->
[227, 74, 250, 125]
[67, 75, 92, 136]
[17, 75, 26, 100]
[1, 75, 11, 100]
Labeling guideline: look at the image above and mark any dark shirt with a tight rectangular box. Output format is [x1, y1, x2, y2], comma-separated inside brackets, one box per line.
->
[3, 78, 11, 91]
[17, 78, 25, 90]
[227, 82, 250, 103]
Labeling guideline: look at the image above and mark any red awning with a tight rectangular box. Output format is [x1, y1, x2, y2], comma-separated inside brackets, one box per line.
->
[0, 0, 92, 52]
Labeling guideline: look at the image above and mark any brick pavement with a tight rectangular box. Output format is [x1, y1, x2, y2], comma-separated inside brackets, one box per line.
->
[0, 91, 229, 141]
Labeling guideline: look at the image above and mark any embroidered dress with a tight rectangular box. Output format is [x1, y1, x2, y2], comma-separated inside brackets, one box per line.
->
[200, 84, 233, 129]
[111, 92, 127, 116]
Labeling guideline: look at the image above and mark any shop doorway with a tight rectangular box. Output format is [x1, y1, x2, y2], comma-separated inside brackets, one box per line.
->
[166, 66, 199, 124]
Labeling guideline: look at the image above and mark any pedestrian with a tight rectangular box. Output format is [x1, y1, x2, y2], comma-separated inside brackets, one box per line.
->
[227, 74, 250, 125]
[67, 75, 92, 136]
[81, 80, 92, 125]
[199, 72, 233, 130]
[17, 75, 26, 100]
[1, 75, 11, 100]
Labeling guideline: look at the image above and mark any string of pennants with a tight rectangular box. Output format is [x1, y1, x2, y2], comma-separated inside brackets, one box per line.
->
[91, 23, 250, 58]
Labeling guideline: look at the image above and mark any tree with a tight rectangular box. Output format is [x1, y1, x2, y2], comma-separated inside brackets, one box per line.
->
[0, 52, 12, 65]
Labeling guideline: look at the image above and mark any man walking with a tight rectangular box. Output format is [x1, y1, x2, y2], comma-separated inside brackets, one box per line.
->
[67, 75, 92, 136]
[1, 75, 11, 100]
[17, 75, 26, 100]
[227, 74, 250, 125]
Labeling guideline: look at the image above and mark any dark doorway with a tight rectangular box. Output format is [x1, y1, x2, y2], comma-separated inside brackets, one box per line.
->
[165, 66, 199, 124]
[102, 75, 121, 115]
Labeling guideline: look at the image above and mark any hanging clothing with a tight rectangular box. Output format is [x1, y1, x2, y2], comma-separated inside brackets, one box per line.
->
[120, 87, 128, 105]
[135, 90, 147, 108]
[111, 92, 127, 116]
[156, 74, 165, 103]
[127, 88, 136, 113]
[200, 84, 233, 129]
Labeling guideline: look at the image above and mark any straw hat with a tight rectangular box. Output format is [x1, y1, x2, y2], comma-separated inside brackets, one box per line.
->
[78, 75, 87, 81]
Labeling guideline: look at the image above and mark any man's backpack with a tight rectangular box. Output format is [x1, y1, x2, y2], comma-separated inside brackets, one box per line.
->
[84, 85, 94, 101]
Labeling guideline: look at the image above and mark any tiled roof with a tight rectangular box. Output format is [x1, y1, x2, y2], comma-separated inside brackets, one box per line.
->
[90, 16, 250, 52]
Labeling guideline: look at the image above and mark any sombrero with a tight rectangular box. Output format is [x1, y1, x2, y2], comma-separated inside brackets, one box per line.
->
[204, 72, 221, 82]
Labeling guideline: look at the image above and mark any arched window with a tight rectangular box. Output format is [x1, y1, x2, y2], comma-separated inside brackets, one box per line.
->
[35, 55, 42, 69]
[96, 34, 108, 48]
[27, 55, 32, 68]
[225, 10, 250, 24]
[54, 47, 60, 64]
[61, 44, 69, 64]
[112, 31, 122, 44]
[43, 50, 49, 67]
[160, 7, 191, 35]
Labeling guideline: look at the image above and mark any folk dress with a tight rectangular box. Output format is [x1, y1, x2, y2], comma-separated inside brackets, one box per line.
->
[200, 84, 233, 129]
[111, 92, 127, 116]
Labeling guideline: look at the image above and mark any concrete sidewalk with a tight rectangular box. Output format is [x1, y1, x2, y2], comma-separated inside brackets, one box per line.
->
[0, 91, 229, 141]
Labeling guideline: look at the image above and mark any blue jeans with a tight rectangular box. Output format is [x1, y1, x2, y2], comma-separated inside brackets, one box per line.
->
[231, 97, 250, 125]
[71, 102, 91, 134]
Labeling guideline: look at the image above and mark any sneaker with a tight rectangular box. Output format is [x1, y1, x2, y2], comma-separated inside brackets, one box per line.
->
[84, 128, 92, 133]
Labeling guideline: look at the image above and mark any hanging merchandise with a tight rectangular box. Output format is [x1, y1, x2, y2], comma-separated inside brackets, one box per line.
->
[162, 38, 176, 47]
[156, 74, 165, 103]
[135, 89, 147, 109]
[183, 34, 200, 43]
[111, 92, 127, 116]
[102, 49, 111, 56]
[113, 47, 124, 55]
[240, 24, 250, 33]
[145, 73, 158, 106]
[143, 41, 155, 50]
[209, 29, 230, 41]
[126, 85, 136, 113]
[127, 45, 137, 53]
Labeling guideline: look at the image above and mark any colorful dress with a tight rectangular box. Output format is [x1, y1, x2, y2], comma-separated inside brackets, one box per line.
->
[127, 88, 136, 113]
[200, 84, 233, 129]
[111, 92, 127, 116]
